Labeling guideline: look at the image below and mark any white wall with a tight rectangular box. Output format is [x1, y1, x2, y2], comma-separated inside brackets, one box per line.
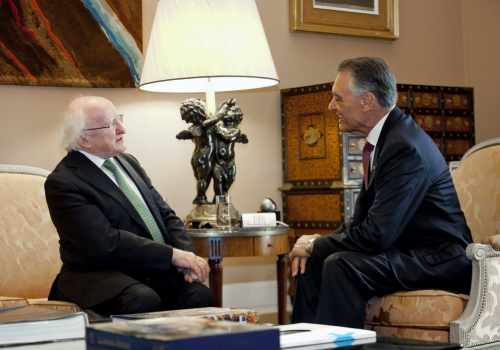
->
[0, 0, 498, 314]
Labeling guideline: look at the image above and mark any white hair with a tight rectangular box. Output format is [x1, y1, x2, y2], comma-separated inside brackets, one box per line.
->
[61, 96, 114, 152]
[61, 103, 86, 152]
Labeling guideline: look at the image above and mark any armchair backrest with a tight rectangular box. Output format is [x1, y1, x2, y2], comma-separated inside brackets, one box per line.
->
[452, 138, 500, 244]
[0, 164, 61, 298]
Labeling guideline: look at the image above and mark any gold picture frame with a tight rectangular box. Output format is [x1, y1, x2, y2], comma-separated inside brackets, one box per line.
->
[290, 0, 399, 40]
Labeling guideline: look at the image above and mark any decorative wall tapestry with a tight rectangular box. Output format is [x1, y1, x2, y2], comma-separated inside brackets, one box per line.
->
[0, 0, 142, 88]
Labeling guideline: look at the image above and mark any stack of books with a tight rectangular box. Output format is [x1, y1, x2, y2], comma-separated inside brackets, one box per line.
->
[87, 316, 279, 350]
[1, 303, 377, 349]
[0, 296, 28, 308]
[0, 304, 88, 346]
[111, 306, 258, 323]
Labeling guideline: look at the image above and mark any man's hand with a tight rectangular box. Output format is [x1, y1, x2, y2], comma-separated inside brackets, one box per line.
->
[289, 234, 321, 277]
[172, 248, 210, 283]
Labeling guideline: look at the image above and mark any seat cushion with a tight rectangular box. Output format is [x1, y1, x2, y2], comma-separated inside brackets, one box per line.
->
[27, 298, 81, 312]
[365, 290, 468, 328]
[0, 296, 80, 313]
[368, 325, 449, 342]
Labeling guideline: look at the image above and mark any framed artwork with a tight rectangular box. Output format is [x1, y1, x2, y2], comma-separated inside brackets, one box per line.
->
[299, 112, 327, 160]
[289, 0, 399, 40]
[0, 0, 142, 88]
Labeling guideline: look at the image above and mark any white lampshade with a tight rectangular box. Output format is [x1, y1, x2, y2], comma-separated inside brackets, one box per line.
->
[139, 0, 279, 93]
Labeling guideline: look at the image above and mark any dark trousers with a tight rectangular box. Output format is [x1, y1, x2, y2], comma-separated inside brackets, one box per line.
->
[51, 269, 213, 317]
[291, 233, 472, 328]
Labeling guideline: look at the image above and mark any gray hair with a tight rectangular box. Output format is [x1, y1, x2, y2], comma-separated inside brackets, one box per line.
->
[338, 57, 397, 108]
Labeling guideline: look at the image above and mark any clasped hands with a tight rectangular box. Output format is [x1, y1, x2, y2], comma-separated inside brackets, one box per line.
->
[172, 248, 210, 283]
[289, 234, 321, 277]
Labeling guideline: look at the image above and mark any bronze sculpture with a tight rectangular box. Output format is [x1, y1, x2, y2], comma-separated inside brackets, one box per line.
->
[177, 98, 247, 220]
[176, 98, 221, 204]
[213, 99, 248, 196]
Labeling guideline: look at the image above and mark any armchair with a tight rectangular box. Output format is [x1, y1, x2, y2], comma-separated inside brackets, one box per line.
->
[0, 164, 79, 312]
[365, 137, 500, 347]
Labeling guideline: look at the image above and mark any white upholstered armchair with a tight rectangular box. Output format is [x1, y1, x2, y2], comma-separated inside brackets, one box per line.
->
[366, 137, 500, 348]
[0, 164, 79, 311]
[449, 137, 500, 347]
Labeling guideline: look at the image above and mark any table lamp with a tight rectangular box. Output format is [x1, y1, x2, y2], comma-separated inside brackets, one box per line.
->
[139, 0, 279, 228]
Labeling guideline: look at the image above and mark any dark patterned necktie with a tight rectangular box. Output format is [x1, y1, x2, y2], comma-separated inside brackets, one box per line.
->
[362, 141, 374, 189]
[103, 158, 165, 243]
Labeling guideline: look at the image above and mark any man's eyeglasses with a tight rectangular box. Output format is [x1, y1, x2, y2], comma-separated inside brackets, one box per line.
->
[83, 114, 124, 131]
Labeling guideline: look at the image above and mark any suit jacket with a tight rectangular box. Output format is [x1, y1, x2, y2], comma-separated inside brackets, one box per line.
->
[45, 151, 193, 307]
[342, 107, 472, 264]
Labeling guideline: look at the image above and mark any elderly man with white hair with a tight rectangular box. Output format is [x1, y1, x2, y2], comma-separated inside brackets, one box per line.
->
[46, 96, 212, 317]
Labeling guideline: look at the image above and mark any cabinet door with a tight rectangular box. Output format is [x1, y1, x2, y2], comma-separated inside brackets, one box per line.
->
[283, 189, 344, 231]
[281, 83, 342, 188]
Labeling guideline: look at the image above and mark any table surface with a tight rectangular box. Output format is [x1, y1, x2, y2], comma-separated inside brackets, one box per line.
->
[4, 337, 499, 350]
[343, 337, 461, 349]
[187, 224, 289, 238]
[335, 336, 499, 349]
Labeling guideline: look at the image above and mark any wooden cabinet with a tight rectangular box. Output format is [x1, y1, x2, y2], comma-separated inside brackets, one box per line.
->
[281, 83, 363, 237]
[398, 84, 475, 161]
[281, 82, 475, 237]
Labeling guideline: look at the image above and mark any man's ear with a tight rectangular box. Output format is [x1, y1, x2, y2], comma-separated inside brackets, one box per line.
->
[360, 92, 376, 111]
[77, 134, 90, 150]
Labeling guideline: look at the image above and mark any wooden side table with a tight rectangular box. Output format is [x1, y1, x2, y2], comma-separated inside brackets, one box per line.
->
[188, 226, 290, 324]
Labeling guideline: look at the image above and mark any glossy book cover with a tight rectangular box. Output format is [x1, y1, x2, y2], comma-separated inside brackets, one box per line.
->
[87, 316, 279, 350]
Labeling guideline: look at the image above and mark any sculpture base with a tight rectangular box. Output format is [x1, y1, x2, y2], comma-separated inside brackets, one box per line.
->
[185, 203, 241, 229]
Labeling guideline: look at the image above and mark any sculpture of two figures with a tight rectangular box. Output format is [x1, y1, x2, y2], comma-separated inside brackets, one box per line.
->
[176, 97, 248, 228]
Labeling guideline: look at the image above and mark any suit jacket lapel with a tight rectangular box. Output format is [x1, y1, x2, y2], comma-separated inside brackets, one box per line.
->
[65, 152, 148, 233]
[115, 155, 167, 236]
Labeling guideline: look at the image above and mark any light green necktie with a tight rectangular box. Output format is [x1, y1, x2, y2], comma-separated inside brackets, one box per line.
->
[103, 158, 165, 243]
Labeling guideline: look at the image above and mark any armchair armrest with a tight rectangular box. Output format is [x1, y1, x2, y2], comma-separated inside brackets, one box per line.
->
[450, 243, 500, 347]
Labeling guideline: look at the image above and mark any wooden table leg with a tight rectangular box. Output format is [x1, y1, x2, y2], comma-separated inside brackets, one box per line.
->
[209, 259, 223, 307]
[277, 253, 288, 324]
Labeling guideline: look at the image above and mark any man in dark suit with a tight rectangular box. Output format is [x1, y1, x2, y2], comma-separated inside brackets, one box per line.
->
[46, 96, 212, 316]
[290, 57, 472, 328]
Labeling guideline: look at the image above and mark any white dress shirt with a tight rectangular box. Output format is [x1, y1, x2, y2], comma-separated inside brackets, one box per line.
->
[77, 150, 146, 203]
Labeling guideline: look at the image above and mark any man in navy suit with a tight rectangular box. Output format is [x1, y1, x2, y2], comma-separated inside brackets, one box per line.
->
[290, 57, 472, 327]
[46, 96, 212, 316]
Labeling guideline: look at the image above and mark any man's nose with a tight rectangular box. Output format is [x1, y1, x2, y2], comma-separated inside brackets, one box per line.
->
[116, 121, 126, 134]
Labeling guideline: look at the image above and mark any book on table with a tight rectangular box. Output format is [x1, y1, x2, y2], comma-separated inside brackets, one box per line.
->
[279, 323, 376, 349]
[0, 304, 88, 346]
[0, 296, 28, 308]
[111, 306, 258, 323]
[86, 316, 280, 350]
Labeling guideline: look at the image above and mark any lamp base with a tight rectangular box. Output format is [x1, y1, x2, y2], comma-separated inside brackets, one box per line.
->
[185, 203, 241, 229]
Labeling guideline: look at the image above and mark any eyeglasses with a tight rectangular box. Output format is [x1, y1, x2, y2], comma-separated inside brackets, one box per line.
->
[83, 114, 124, 131]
